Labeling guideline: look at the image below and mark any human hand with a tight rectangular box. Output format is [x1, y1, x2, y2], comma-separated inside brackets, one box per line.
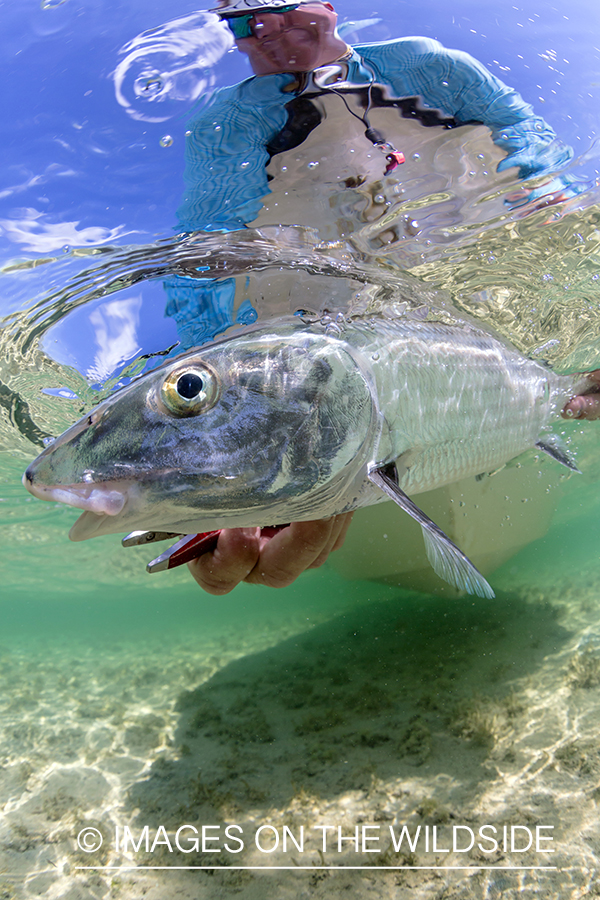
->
[504, 182, 569, 215]
[562, 370, 600, 420]
[187, 513, 354, 595]
[504, 170, 590, 216]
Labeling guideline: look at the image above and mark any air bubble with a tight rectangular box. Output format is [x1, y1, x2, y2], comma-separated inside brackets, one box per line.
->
[308, 161, 319, 168]
[159, 134, 174, 148]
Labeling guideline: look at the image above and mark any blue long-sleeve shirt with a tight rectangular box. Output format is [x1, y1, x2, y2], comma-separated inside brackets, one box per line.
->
[166, 37, 579, 346]
[176, 38, 574, 233]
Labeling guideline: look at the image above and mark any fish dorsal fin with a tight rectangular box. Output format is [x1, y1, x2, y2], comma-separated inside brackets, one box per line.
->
[367, 462, 495, 600]
[535, 436, 581, 473]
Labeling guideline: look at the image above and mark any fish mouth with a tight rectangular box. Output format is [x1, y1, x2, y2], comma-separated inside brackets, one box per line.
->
[23, 474, 128, 517]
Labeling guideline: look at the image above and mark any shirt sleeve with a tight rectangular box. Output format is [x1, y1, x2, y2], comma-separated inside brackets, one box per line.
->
[358, 38, 574, 180]
[176, 76, 292, 233]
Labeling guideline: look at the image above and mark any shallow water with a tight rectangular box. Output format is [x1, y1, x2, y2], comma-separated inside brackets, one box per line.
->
[2, 0, 600, 897]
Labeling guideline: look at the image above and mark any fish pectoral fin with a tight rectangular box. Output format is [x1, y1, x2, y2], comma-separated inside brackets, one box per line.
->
[367, 462, 495, 600]
[535, 436, 581, 473]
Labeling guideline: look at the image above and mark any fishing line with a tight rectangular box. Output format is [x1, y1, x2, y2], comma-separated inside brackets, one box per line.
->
[309, 56, 406, 174]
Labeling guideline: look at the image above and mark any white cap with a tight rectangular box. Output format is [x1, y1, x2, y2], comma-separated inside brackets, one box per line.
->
[210, 0, 311, 16]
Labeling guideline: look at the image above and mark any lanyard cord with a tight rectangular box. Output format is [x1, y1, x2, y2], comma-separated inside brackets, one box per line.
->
[300, 59, 406, 174]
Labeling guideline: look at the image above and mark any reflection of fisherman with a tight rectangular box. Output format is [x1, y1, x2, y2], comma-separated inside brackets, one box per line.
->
[166, 0, 585, 350]
[174, 0, 598, 595]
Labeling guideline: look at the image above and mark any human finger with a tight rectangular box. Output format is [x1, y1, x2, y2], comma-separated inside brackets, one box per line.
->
[562, 393, 600, 420]
[331, 510, 354, 550]
[308, 511, 355, 568]
[187, 527, 260, 595]
[582, 369, 600, 387]
[244, 518, 338, 588]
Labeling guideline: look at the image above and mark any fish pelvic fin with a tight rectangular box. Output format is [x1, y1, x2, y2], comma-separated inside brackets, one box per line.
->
[367, 463, 495, 600]
[535, 436, 581, 474]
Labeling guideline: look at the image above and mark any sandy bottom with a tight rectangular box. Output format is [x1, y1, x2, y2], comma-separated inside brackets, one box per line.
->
[2, 549, 600, 900]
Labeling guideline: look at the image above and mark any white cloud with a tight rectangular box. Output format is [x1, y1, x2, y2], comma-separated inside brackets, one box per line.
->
[0, 208, 131, 252]
[0, 164, 77, 201]
[87, 295, 143, 383]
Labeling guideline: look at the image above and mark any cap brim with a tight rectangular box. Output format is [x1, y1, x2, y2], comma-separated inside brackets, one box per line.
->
[209, 1, 305, 16]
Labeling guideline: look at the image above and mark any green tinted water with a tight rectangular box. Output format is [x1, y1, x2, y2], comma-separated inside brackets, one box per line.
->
[3, 420, 600, 898]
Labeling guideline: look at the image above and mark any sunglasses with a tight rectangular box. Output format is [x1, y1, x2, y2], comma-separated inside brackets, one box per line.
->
[223, 4, 300, 39]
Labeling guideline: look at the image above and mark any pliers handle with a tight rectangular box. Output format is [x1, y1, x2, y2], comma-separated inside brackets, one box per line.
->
[122, 529, 221, 573]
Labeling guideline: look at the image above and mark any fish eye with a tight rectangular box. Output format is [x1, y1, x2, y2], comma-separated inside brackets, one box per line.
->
[159, 363, 219, 417]
[176, 371, 203, 399]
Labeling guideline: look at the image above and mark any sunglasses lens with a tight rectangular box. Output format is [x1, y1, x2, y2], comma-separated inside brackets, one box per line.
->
[226, 14, 253, 38]
[224, 4, 300, 38]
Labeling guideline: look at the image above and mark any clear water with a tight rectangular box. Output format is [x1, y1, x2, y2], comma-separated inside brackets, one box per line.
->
[2, 0, 600, 897]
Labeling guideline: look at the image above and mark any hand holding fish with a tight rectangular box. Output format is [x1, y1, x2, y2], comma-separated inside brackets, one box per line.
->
[562, 370, 600, 420]
[187, 514, 354, 594]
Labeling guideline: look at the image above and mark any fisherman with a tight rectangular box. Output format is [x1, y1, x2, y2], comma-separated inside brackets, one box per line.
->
[167, 0, 587, 349]
[169, 0, 598, 594]
[180, 0, 584, 228]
